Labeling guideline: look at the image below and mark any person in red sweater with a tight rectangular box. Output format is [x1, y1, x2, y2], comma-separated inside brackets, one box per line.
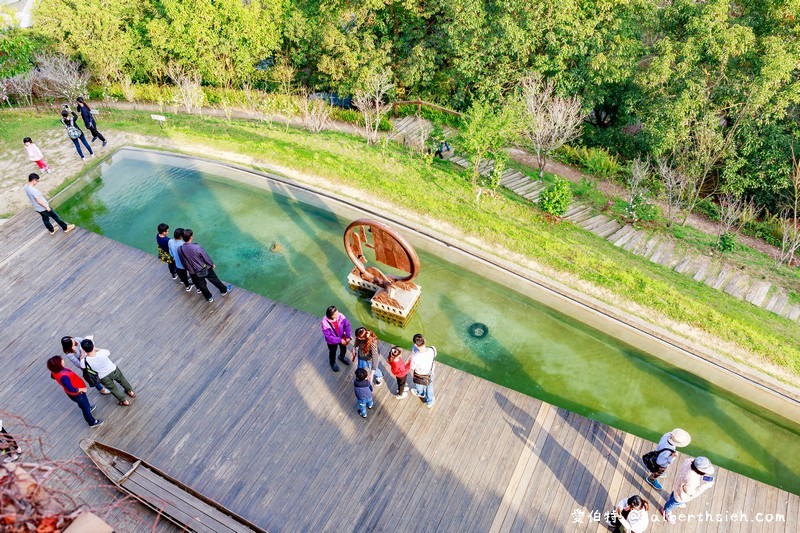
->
[387, 346, 412, 399]
[47, 356, 103, 428]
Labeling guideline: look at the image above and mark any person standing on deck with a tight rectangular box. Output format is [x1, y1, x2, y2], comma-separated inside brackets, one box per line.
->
[61, 335, 112, 396]
[168, 228, 194, 292]
[409, 333, 436, 408]
[80, 339, 136, 407]
[156, 223, 178, 280]
[47, 356, 103, 427]
[642, 428, 691, 490]
[661, 456, 715, 525]
[321, 305, 351, 372]
[24, 174, 75, 236]
[351, 327, 383, 386]
[610, 494, 649, 532]
[1, 420, 22, 463]
[177, 228, 233, 303]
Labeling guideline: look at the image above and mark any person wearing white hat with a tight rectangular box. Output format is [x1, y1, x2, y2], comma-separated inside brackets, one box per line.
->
[662, 456, 715, 525]
[642, 428, 691, 490]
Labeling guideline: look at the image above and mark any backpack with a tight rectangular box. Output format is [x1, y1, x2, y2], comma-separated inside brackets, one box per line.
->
[642, 448, 675, 472]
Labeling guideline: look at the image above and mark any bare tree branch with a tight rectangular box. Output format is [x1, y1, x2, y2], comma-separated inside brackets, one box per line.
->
[166, 62, 205, 114]
[33, 53, 89, 103]
[353, 70, 393, 145]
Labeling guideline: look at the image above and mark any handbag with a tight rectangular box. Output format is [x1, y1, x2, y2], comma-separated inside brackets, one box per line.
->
[66, 125, 82, 140]
[157, 247, 174, 264]
[195, 266, 209, 277]
[412, 372, 430, 386]
[642, 448, 673, 472]
[82, 360, 99, 387]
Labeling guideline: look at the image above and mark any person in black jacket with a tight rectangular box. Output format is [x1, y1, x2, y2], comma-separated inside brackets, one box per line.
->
[61, 106, 94, 160]
[76, 97, 107, 147]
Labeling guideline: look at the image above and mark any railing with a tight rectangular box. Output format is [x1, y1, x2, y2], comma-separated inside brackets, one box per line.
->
[391, 99, 462, 118]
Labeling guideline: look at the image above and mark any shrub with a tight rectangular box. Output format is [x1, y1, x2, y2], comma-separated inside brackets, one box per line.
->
[393, 103, 463, 128]
[555, 145, 623, 182]
[571, 177, 607, 210]
[717, 232, 736, 252]
[695, 197, 720, 221]
[743, 212, 784, 247]
[331, 108, 392, 131]
[539, 177, 573, 217]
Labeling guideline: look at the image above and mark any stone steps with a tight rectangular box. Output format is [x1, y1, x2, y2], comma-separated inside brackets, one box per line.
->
[394, 114, 800, 322]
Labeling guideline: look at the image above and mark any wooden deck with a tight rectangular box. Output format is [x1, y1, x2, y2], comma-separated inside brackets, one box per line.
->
[0, 211, 797, 532]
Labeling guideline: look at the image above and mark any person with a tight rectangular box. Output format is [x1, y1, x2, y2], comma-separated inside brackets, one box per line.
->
[47, 356, 103, 427]
[387, 346, 411, 399]
[23, 137, 51, 173]
[168, 227, 194, 292]
[434, 140, 451, 159]
[409, 333, 436, 408]
[24, 174, 75, 236]
[642, 428, 691, 490]
[76, 96, 107, 147]
[177, 228, 232, 303]
[156, 223, 178, 280]
[352, 327, 383, 386]
[321, 305, 351, 372]
[611, 495, 649, 532]
[80, 338, 136, 407]
[61, 335, 112, 395]
[1, 420, 22, 464]
[662, 456, 715, 525]
[354, 368, 374, 418]
[61, 106, 94, 160]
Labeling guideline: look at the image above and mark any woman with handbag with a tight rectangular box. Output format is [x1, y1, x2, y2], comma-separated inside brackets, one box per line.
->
[60, 106, 94, 160]
[76, 97, 107, 147]
[61, 335, 111, 396]
[352, 327, 383, 386]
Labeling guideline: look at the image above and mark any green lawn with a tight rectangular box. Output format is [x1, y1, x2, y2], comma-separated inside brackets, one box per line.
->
[4, 108, 800, 381]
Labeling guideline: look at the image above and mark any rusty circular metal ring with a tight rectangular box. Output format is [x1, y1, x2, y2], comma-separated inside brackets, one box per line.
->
[343, 219, 420, 283]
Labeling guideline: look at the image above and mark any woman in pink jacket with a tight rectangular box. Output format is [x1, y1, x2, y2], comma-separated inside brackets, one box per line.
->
[662, 456, 715, 524]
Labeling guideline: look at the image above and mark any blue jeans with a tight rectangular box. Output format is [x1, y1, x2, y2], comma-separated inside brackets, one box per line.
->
[69, 392, 98, 426]
[663, 492, 683, 514]
[414, 368, 435, 406]
[357, 398, 373, 417]
[357, 358, 383, 382]
[71, 134, 93, 158]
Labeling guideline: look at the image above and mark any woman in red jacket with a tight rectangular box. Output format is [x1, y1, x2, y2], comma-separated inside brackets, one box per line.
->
[47, 356, 103, 428]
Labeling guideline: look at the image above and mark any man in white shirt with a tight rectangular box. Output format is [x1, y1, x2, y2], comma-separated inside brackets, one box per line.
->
[24, 174, 75, 235]
[409, 333, 436, 408]
[80, 338, 136, 406]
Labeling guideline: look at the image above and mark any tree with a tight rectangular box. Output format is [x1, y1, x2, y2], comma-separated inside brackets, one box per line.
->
[656, 157, 691, 228]
[625, 157, 651, 224]
[518, 74, 583, 177]
[776, 154, 800, 266]
[166, 62, 204, 114]
[299, 91, 333, 134]
[353, 69, 393, 145]
[34, 52, 89, 102]
[459, 100, 516, 186]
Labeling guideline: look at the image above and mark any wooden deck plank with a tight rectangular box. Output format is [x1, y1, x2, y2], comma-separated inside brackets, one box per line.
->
[0, 214, 796, 533]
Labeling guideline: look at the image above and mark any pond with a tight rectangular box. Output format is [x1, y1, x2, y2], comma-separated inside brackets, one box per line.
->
[56, 149, 800, 495]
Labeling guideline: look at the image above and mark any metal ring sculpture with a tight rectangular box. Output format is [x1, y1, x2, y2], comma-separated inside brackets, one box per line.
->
[343, 219, 421, 287]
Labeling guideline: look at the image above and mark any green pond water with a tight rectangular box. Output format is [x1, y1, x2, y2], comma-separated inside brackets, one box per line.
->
[57, 151, 800, 495]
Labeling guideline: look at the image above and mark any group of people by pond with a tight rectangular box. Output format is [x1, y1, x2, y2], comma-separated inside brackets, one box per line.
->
[321, 305, 436, 415]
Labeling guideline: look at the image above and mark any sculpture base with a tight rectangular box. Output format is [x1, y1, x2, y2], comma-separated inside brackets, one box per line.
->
[347, 271, 421, 327]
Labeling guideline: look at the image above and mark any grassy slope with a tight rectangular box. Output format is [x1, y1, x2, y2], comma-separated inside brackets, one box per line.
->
[4, 108, 800, 379]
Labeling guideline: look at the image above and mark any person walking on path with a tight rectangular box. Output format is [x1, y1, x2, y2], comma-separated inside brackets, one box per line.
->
[611, 495, 649, 532]
[409, 333, 437, 408]
[1, 420, 22, 464]
[321, 305, 351, 372]
[47, 356, 103, 427]
[662, 456, 715, 525]
[61, 106, 94, 160]
[168, 227, 194, 292]
[80, 339, 136, 407]
[76, 97, 107, 147]
[642, 428, 691, 490]
[23, 137, 51, 173]
[354, 368, 374, 418]
[352, 327, 384, 386]
[177, 228, 233, 303]
[24, 173, 75, 236]
[61, 335, 112, 396]
[387, 346, 411, 399]
[156, 223, 178, 280]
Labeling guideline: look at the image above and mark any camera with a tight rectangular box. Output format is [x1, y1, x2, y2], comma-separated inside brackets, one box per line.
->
[62, 104, 70, 110]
